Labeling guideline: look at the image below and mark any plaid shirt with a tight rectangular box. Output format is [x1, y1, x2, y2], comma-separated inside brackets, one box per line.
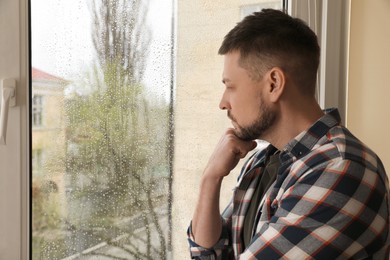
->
[188, 108, 390, 259]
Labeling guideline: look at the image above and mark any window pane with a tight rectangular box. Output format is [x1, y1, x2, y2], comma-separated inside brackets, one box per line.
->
[31, 0, 173, 259]
[32, 95, 43, 127]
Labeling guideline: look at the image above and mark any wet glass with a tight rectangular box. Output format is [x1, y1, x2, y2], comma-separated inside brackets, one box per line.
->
[31, 0, 174, 259]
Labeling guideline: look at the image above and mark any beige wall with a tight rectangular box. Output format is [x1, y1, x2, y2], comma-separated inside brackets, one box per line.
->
[173, 2, 237, 258]
[173, 0, 280, 258]
[347, 0, 390, 173]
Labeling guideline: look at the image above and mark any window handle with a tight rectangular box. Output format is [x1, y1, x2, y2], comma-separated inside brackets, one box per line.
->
[0, 79, 16, 145]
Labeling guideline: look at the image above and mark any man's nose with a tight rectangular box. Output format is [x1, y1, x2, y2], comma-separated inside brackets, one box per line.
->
[219, 93, 230, 110]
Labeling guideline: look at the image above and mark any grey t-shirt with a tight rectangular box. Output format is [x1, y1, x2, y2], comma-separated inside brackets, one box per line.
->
[242, 151, 280, 249]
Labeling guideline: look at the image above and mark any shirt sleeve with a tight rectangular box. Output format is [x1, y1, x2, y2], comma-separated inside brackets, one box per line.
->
[240, 159, 390, 259]
[186, 150, 263, 259]
[187, 201, 234, 259]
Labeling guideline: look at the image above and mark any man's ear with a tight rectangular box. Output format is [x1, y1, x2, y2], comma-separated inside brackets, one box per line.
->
[267, 67, 285, 103]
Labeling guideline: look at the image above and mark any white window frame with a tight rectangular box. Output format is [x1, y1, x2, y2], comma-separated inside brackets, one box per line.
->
[0, 0, 29, 259]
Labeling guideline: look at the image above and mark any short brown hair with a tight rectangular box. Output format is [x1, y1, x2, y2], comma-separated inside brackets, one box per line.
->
[219, 9, 320, 96]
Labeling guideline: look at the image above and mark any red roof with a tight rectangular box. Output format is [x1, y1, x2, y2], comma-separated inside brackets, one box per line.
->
[32, 68, 64, 81]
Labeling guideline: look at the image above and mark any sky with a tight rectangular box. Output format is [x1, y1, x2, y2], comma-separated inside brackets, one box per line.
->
[31, 0, 173, 101]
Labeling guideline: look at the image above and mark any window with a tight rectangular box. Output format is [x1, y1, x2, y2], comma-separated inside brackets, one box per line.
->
[27, 0, 349, 259]
[31, 0, 173, 259]
[32, 95, 43, 127]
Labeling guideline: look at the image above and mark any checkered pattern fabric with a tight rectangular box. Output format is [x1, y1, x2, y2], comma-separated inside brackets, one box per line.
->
[188, 108, 390, 259]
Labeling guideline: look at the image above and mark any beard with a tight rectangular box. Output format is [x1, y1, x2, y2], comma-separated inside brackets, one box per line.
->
[228, 101, 276, 141]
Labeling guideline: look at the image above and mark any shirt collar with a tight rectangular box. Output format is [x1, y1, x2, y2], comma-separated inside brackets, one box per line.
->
[282, 108, 341, 159]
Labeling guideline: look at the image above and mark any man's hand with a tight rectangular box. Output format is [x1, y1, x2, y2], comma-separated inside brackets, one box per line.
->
[204, 128, 257, 179]
[191, 129, 257, 248]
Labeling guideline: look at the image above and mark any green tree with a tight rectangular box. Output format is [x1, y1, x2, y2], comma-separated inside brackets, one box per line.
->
[66, 61, 170, 259]
[63, 0, 171, 258]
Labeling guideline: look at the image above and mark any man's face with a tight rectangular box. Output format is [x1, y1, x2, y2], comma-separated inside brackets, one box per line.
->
[219, 51, 276, 141]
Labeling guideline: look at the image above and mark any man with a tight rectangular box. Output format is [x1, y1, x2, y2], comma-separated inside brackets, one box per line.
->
[187, 9, 390, 259]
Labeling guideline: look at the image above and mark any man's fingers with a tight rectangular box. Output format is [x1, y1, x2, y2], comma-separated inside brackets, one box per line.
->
[235, 140, 257, 158]
[222, 128, 257, 157]
[247, 140, 257, 150]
